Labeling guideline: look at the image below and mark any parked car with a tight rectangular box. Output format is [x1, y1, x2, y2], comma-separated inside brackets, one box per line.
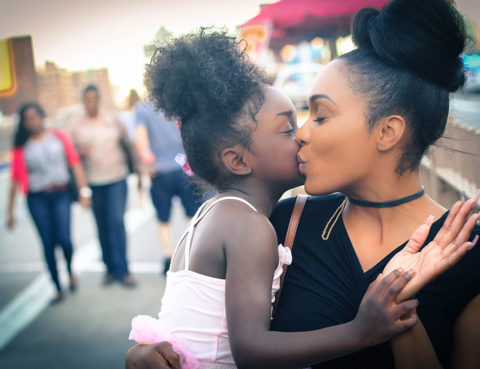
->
[463, 53, 480, 93]
[273, 63, 323, 109]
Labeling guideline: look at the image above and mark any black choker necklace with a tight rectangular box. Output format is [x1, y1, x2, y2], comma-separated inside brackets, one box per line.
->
[348, 186, 425, 208]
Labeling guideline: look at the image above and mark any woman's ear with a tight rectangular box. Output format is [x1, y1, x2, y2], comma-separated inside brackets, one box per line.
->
[221, 145, 252, 176]
[375, 115, 406, 152]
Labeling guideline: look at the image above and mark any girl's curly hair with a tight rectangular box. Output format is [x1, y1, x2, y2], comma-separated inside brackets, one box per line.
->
[145, 28, 266, 188]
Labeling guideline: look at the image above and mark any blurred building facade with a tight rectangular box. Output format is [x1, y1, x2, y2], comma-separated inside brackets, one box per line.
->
[0, 35, 114, 118]
[72, 68, 114, 110]
[0, 36, 38, 115]
[421, 118, 480, 211]
[37, 61, 76, 116]
[37, 62, 114, 116]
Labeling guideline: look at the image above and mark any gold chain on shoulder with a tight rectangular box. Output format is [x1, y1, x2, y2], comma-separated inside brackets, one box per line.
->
[321, 199, 347, 241]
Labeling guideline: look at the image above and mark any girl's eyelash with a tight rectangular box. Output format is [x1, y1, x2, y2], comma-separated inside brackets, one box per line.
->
[314, 117, 327, 124]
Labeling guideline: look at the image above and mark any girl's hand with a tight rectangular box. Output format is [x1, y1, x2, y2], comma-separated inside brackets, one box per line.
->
[383, 196, 480, 303]
[352, 269, 419, 346]
[125, 342, 180, 369]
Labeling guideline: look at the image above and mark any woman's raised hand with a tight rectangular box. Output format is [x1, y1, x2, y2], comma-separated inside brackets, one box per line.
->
[382, 194, 480, 303]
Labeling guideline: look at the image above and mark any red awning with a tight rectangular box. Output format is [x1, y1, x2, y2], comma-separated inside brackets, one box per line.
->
[243, 0, 389, 37]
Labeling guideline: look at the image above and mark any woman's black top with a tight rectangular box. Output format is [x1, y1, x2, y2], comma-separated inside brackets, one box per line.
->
[270, 194, 480, 369]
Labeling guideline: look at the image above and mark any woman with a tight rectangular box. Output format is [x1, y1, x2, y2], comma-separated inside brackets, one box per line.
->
[126, 0, 480, 367]
[7, 102, 90, 303]
[270, 0, 480, 368]
[68, 84, 140, 287]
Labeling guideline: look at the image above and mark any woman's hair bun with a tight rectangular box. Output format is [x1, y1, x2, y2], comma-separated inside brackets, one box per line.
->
[351, 7, 380, 51]
[352, 0, 466, 92]
[145, 28, 264, 123]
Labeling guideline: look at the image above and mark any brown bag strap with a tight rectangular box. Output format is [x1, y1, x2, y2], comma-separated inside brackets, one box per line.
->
[284, 194, 307, 249]
[272, 194, 307, 315]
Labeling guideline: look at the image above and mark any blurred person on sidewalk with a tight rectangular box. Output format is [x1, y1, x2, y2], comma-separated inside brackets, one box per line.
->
[68, 84, 140, 287]
[118, 89, 141, 141]
[7, 102, 90, 303]
[134, 100, 202, 274]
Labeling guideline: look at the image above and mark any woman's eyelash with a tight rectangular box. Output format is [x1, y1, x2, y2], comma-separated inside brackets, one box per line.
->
[314, 117, 327, 124]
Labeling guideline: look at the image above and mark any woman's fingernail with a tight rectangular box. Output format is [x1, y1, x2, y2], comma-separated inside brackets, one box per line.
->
[473, 234, 479, 246]
[472, 190, 480, 209]
[425, 215, 434, 225]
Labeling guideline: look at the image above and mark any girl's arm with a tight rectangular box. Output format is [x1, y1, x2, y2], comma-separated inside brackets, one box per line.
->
[391, 317, 442, 369]
[225, 213, 417, 369]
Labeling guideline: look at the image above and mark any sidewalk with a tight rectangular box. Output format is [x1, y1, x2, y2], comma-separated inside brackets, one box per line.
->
[0, 272, 167, 369]
[0, 176, 190, 369]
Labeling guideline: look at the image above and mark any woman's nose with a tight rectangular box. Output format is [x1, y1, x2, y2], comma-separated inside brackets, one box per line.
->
[296, 121, 309, 146]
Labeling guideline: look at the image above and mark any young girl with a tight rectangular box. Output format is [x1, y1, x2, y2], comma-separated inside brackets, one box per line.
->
[127, 30, 478, 369]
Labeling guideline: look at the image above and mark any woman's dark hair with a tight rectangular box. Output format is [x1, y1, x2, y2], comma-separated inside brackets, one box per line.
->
[145, 28, 266, 188]
[340, 0, 466, 173]
[83, 84, 100, 97]
[13, 102, 46, 148]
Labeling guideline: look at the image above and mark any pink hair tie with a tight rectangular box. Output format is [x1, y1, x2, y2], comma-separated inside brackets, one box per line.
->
[174, 119, 194, 176]
[175, 153, 194, 176]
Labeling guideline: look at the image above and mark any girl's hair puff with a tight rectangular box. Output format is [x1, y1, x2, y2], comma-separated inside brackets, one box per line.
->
[145, 28, 266, 188]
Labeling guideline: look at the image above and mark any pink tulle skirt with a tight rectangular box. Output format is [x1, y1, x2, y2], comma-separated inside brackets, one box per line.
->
[129, 315, 201, 369]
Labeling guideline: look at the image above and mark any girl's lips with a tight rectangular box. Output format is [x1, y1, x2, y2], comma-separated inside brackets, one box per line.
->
[297, 154, 306, 174]
[297, 154, 305, 164]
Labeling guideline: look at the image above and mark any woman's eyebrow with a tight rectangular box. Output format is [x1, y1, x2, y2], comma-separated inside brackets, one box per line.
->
[309, 94, 337, 106]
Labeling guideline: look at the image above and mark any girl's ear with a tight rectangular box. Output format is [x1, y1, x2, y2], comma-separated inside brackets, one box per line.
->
[375, 115, 406, 152]
[221, 145, 252, 176]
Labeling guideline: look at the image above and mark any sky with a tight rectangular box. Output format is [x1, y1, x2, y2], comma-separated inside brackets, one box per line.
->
[2, 0, 479, 102]
[1, 0, 276, 99]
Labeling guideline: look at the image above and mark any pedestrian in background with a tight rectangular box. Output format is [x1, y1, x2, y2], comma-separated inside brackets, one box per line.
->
[7, 102, 90, 303]
[135, 100, 202, 274]
[118, 89, 141, 141]
[68, 84, 140, 287]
